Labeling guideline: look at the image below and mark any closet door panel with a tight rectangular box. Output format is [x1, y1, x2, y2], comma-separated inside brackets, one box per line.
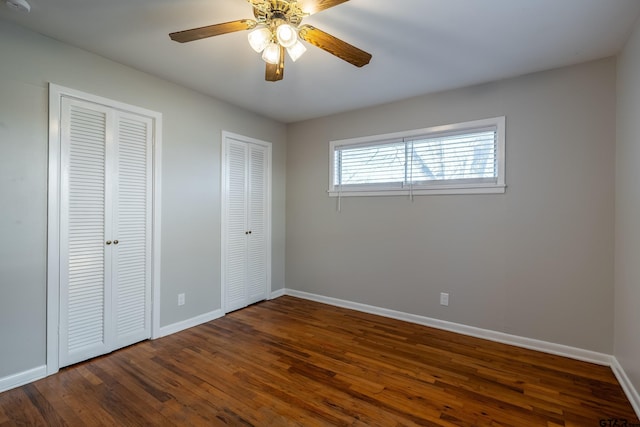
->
[224, 140, 249, 312]
[59, 99, 112, 367]
[247, 145, 268, 304]
[112, 113, 152, 348]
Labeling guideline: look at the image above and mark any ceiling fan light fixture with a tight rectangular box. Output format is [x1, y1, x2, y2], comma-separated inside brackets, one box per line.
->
[276, 23, 298, 48]
[5, 0, 30, 12]
[286, 40, 307, 62]
[262, 42, 281, 65]
[248, 27, 272, 53]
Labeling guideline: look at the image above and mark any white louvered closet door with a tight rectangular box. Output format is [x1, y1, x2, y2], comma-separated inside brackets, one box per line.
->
[59, 98, 152, 367]
[59, 99, 112, 367]
[112, 112, 152, 349]
[223, 139, 248, 313]
[222, 135, 270, 313]
[246, 144, 268, 305]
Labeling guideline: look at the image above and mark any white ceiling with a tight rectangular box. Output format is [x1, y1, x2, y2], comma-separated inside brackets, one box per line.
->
[2, 0, 640, 123]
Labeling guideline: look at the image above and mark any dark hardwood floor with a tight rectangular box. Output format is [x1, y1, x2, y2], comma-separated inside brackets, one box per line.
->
[1, 296, 638, 426]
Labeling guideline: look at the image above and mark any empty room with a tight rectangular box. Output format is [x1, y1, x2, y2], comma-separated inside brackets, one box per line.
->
[1, 0, 640, 425]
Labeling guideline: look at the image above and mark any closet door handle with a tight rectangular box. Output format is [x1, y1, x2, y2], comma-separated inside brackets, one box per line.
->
[113, 240, 119, 245]
[106, 240, 112, 245]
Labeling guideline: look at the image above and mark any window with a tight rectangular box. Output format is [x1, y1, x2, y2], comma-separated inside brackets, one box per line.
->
[329, 117, 505, 196]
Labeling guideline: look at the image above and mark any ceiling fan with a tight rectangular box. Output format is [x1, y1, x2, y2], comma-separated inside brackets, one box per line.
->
[169, 0, 372, 82]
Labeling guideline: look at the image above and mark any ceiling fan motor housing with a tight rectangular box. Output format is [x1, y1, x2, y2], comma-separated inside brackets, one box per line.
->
[254, 0, 305, 27]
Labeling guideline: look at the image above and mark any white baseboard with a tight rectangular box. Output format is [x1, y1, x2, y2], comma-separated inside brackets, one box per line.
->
[158, 290, 286, 337]
[157, 309, 224, 338]
[270, 288, 286, 299]
[0, 365, 47, 394]
[284, 289, 612, 366]
[611, 358, 640, 418]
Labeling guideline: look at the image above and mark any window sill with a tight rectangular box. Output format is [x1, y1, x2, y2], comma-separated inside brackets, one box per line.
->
[328, 184, 506, 197]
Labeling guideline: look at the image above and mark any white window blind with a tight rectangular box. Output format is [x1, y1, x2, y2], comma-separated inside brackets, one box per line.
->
[337, 140, 406, 187]
[330, 117, 505, 196]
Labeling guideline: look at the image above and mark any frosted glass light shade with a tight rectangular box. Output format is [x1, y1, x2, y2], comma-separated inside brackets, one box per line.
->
[276, 24, 297, 48]
[262, 42, 281, 64]
[248, 28, 272, 53]
[286, 40, 307, 62]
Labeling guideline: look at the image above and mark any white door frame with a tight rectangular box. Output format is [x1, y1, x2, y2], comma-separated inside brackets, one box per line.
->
[47, 84, 163, 375]
[220, 131, 272, 313]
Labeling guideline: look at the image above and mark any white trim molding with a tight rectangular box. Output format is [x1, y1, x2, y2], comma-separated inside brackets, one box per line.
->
[270, 288, 286, 299]
[157, 309, 224, 338]
[151, 111, 163, 340]
[0, 366, 47, 394]
[611, 358, 640, 418]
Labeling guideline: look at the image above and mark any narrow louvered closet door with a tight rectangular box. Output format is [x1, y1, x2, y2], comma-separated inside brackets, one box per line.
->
[222, 133, 270, 313]
[112, 112, 152, 349]
[59, 98, 112, 367]
[246, 144, 268, 304]
[224, 139, 249, 312]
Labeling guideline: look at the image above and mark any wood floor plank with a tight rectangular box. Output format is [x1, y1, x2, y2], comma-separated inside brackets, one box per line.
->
[0, 388, 49, 426]
[0, 296, 638, 426]
[21, 384, 68, 427]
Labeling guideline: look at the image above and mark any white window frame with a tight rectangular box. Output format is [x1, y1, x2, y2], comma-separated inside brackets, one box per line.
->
[328, 117, 506, 197]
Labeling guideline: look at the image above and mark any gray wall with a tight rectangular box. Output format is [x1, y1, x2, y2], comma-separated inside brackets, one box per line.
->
[286, 58, 616, 353]
[0, 19, 286, 379]
[615, 16, 640, 394]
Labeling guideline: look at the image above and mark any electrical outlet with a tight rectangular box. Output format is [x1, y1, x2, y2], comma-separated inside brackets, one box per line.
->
[440, 292, 449, 306]
[178, 293, 185, 306]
